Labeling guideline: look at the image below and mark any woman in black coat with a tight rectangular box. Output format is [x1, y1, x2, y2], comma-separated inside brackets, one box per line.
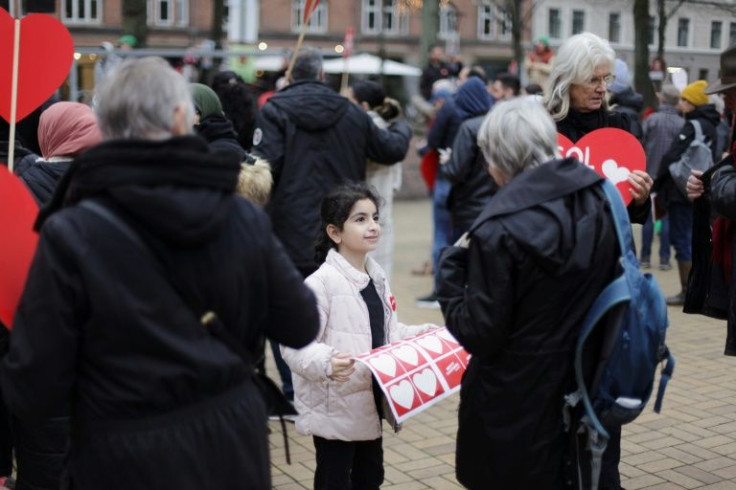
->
[2, 58, 319, 490]
[437, 98, 620, 489]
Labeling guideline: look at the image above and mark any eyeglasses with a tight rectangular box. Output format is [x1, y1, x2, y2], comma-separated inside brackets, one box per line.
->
[584, 74, 615, 88]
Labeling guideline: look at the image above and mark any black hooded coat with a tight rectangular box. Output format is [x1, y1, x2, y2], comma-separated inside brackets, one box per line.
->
[438, 159, 619, 489]
[1, 136, 319, 490]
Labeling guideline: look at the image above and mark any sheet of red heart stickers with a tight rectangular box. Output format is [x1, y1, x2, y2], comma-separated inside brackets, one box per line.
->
[354, 328, 469, 423]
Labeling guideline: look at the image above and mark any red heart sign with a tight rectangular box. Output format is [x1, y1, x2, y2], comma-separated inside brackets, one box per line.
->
[557, 129, 646, 205]
[0, 165, 39, 328]
[0, 10, 75, 123]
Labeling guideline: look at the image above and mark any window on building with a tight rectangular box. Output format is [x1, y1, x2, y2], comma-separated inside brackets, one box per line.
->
[63, 0, 101, 23]
[608, 12, 621, 43]
[572, 10, 585, 35]
[699, 68, 709, 80]
[497, 6, 512, 40]
[648, 16, 656, 45]
[478, 5, 494, 39]
[549, 8, 561, 39]
[439, 4, 458, 40]
[677, 18, 689, 47]
[362, 0, 405, 35]
[730, 22, 736, 47]
[710, 21, 722, 49]
[292, 0, 328, 33]
[175, 0, 189, 27]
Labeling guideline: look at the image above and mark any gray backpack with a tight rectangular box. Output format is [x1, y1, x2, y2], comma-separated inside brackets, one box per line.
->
[669, 120, 713, 196]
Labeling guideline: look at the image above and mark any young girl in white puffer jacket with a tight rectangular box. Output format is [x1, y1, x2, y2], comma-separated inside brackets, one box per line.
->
[281, 182, 434, 490]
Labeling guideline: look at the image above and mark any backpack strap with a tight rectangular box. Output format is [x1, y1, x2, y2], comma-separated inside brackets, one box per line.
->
[690, 119, 704, 143]
[600, 178, 633, 257]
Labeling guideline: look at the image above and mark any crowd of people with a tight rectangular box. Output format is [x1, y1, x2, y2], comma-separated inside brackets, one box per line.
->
[0, 31, 734, 490]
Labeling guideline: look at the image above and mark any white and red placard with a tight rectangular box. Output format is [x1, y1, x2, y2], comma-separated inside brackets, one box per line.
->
[558, 128, 646, 205]
[354, 328, 469, 423]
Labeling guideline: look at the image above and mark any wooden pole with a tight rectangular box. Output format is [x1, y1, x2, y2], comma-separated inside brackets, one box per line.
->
[285, 27, 308, 82]
[340, 56, 350, 94]
[8, 18, 20, 173]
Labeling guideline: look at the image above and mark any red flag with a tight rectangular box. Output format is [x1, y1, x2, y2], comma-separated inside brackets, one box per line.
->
[303, 0, 320, 24]
[343, 26, 354, 58]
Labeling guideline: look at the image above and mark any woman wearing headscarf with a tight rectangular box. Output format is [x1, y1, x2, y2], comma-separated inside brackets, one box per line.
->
[544, 32, 653, 225]
[190, 83, 246, 163]
[15, 102, 102, 206]
[437, 97, 619, 489]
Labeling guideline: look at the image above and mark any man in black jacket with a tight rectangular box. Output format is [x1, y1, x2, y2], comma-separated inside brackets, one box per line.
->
[1, 57, 319, 490]
[253, 46, 411, 277]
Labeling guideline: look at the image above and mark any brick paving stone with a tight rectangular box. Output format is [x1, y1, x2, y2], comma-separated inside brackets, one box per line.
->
[643, 484, 687, 490]
[696, 457, 736, 472]
[675, 465, 724, 484]
[623, 474, 667, 489]
[643, 436, 689, 450]
[659, 446, 705, 465]
[637, 457, 686, 473]
[655, 468, 707, 489]
[420, 476, 465, 490]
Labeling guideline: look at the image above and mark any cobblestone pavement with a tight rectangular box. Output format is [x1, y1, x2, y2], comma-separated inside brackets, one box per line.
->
[269, 198, 736, 490]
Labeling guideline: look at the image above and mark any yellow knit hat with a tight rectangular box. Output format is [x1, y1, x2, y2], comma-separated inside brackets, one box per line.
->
[680, 80, 709, 106]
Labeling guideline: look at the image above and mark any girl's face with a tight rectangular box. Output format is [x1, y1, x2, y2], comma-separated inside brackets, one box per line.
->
[329, 198, 381, 259]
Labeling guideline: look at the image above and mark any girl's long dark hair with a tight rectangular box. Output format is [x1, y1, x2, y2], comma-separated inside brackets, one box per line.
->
[351, 80, 400, 122]
[314, 182, 382, 264]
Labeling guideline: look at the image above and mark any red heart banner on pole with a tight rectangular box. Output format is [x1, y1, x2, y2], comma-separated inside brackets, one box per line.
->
[0, 165, 39, 328]
[0, 9, 75, 123]
[557, 129, 646, 205]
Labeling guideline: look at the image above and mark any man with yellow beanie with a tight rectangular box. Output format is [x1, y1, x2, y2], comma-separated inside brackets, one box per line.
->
[655, 80, 720, 305]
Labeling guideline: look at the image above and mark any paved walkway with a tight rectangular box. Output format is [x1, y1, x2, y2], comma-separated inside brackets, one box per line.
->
[269, 199, 736, 490]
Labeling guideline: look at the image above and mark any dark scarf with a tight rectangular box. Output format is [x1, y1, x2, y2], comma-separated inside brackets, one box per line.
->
[556, 109, 625, 143]
[712, 141, 736, 284]
[35, 135, 239, 230]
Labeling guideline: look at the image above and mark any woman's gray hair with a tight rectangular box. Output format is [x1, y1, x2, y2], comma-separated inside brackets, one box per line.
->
[94, 57, 194, 140]
[478, 98, 559, 179]
[543, 32, 615, 121]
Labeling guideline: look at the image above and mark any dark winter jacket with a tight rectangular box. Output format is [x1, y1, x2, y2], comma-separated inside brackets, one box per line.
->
[425, 78, 491, 153]
[420, 60, 460, 100]
[686, 156, 736, 355]
[557, 108, 650, 224]
[1, 135, 319, 490]
[609, 87, 644, 140]
[437, 158, 619, 489]
[656, 104, 721, 207]
[642, 104, 685, 178]
[195, 113, 246, 163]
[14, 154, 69, 206]
[252, 80, 411, 273]
[442, 114, 498, 230]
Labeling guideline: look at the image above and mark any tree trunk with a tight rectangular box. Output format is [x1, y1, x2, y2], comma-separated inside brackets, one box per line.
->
[419, 0, 439, 67]
[212, 0, 225, 49]
[634, 0, 657, 109]
[510, 0, 524, 71]
[122, 0, 148, 48]
[657, 0, 666, 62]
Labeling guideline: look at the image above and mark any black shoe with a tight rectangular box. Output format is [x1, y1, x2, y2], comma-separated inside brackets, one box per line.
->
[415, 292, 440, 309]
[666, 291, 686, 306]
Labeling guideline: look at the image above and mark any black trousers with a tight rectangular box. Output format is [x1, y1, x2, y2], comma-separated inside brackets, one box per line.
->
[313, 436, 384, 490]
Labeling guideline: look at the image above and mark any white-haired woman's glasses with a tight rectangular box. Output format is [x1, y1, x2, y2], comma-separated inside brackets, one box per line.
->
[584, 73, 615, 88]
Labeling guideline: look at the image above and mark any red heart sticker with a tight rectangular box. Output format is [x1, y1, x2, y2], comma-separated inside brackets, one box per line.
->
[557, 129, 646, 205]
[0, 9, 75, 123]
[0, 165, 39, 328]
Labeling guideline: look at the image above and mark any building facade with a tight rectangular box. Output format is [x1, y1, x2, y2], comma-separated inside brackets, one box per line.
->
[242, 0, 526, 76]
[530, 0, 733, 86]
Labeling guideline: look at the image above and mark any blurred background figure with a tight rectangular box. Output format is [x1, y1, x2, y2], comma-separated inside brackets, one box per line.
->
[190, 83, 246, 162]
[211, 71, 258, 151]
[607, 59, 644, 140]
[525, 36, 555, 89]
[640, 84, 684, 270]
[350, 80, 403, 279]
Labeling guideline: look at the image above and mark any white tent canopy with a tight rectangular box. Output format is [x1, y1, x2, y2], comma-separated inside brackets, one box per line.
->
[321, 53, 422, 77]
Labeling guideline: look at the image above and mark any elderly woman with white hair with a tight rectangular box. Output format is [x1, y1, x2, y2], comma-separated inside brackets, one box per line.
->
[437, 98, 620, 489]
[545, 32, 653, 224]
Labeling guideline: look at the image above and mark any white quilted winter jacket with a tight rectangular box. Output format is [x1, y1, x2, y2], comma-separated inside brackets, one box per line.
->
[281, 249, 432, 441]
